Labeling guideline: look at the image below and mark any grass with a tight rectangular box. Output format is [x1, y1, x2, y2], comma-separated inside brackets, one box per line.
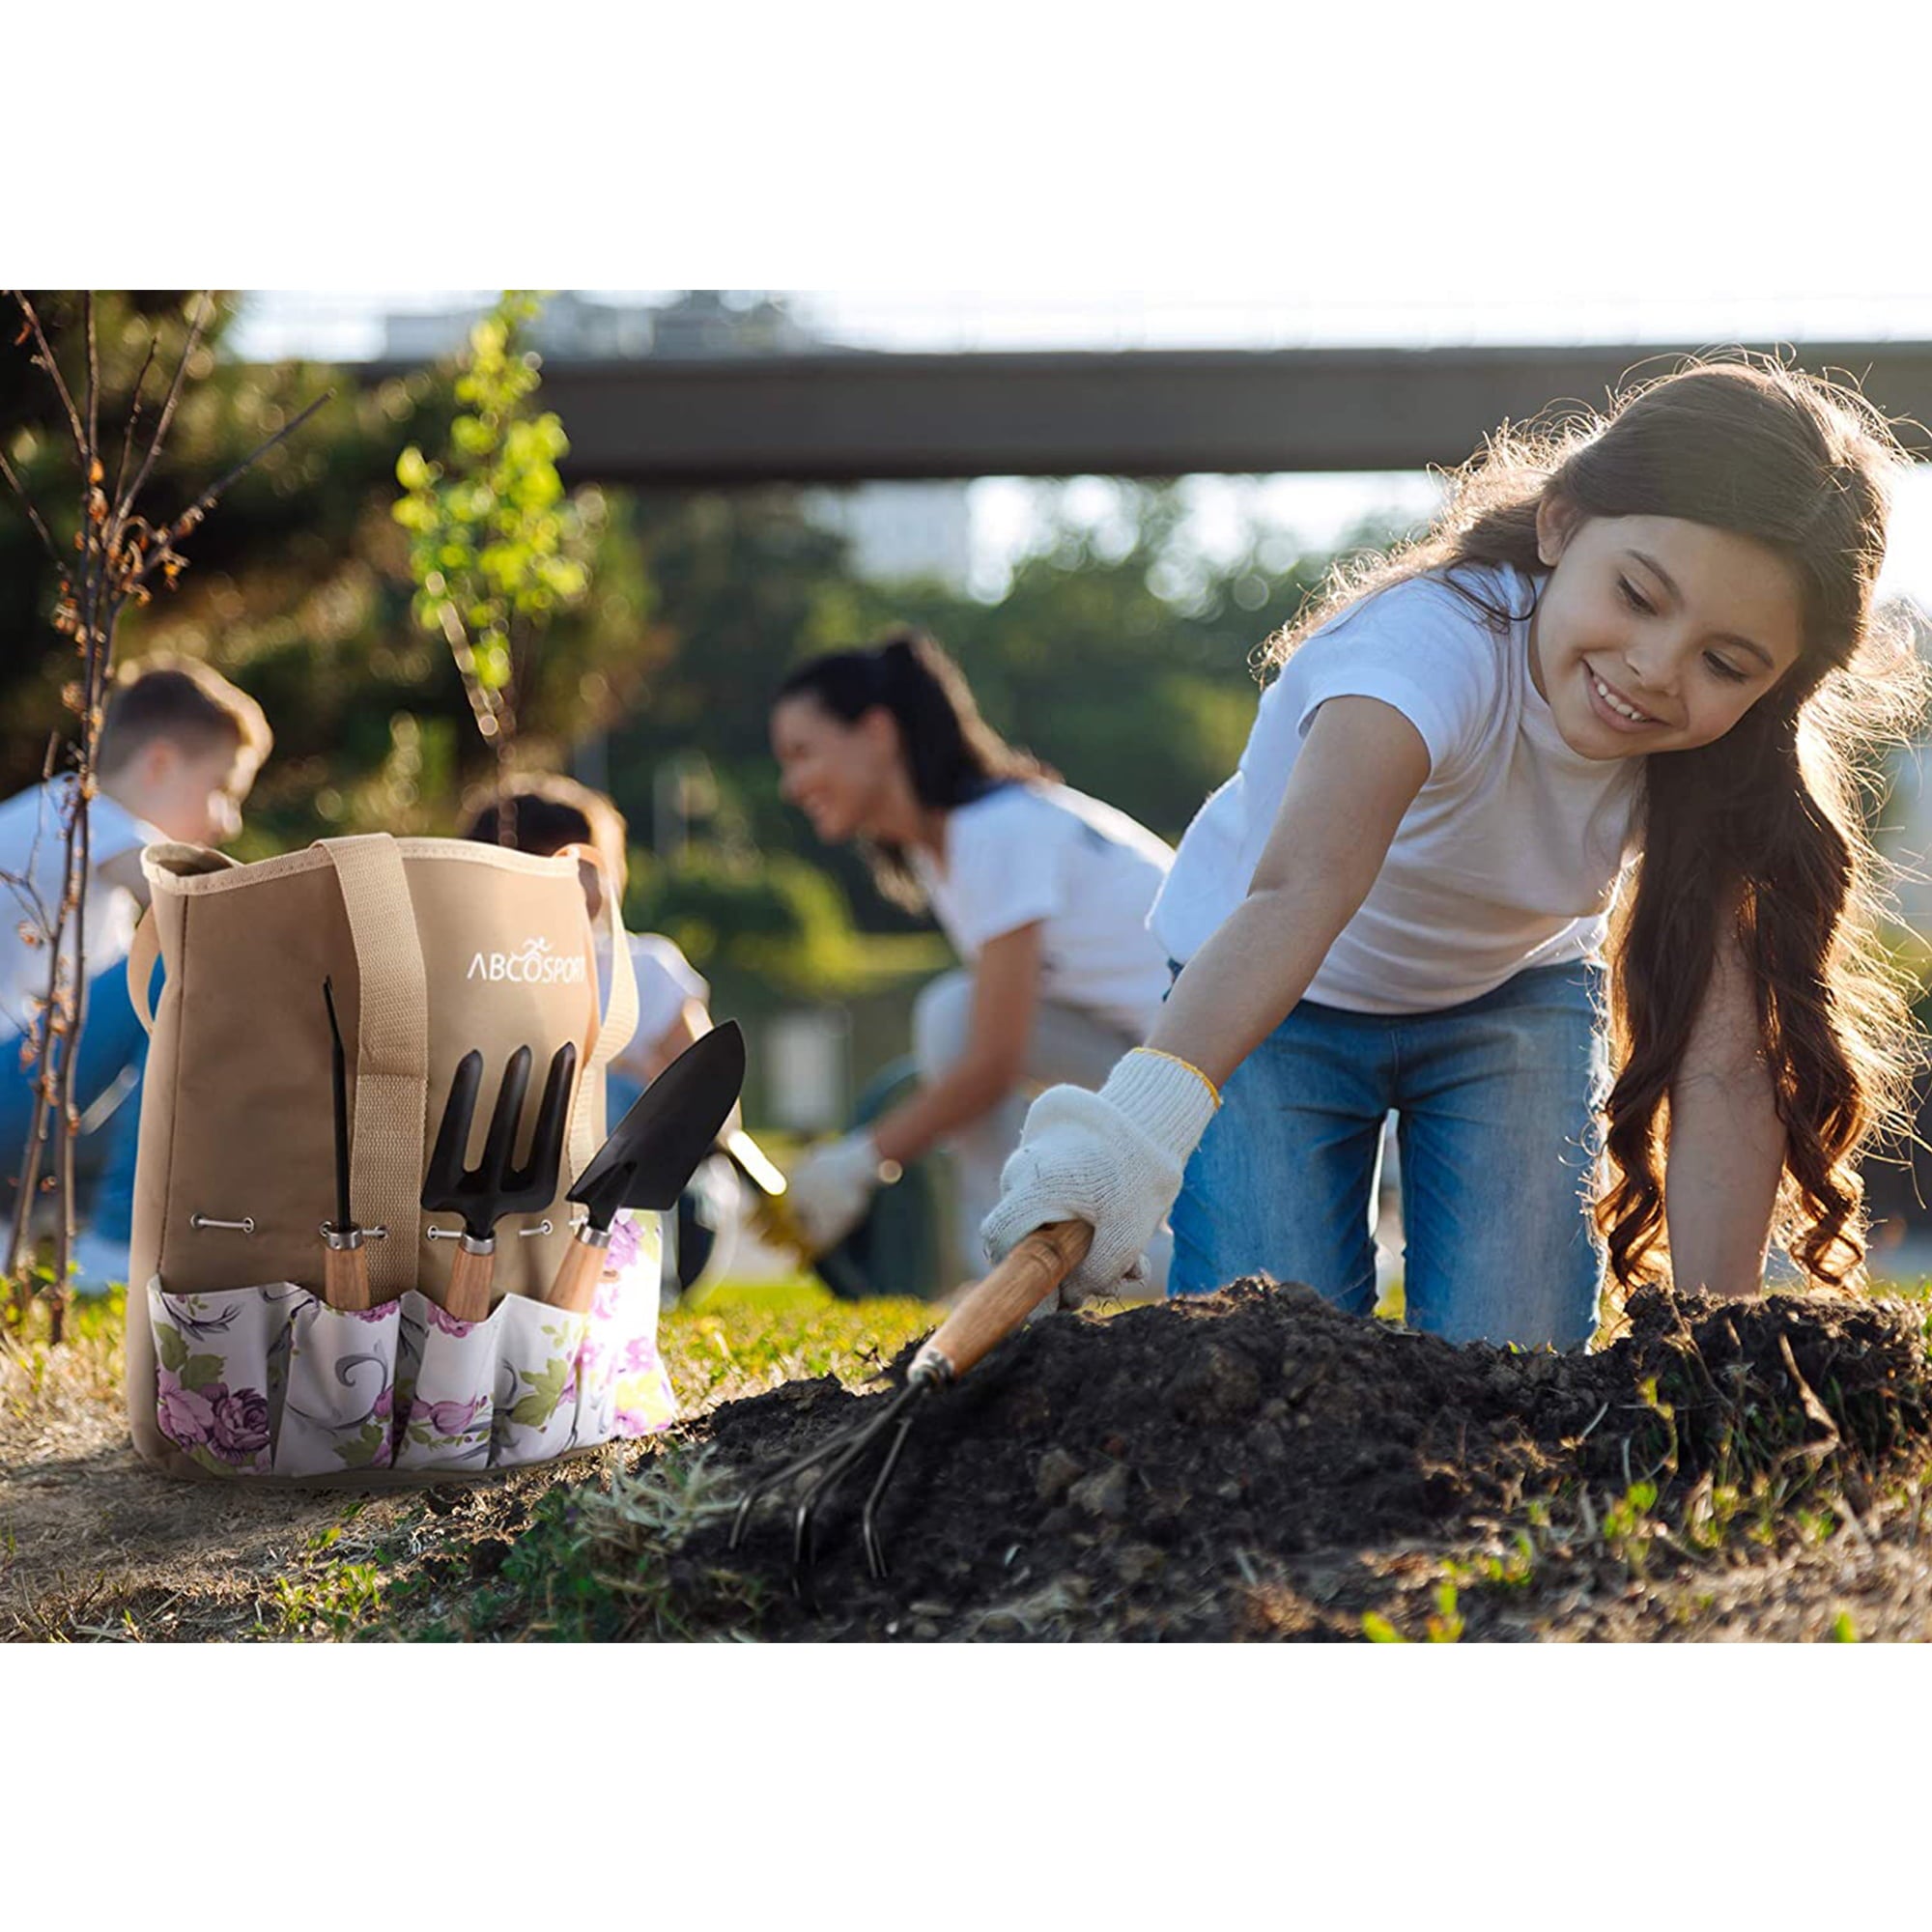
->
[10, 1265, 1932, 1640]
[0, 1269, 935, 1643]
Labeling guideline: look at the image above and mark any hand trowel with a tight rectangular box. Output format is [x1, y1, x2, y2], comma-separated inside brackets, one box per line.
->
[539, 1019, 748, 1313]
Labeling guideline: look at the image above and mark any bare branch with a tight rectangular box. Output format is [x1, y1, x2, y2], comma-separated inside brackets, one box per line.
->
[84, 293, 99, 477]
[110, 334, 160, 526]
[119, 291, 213, 520]
[131, 389, 333, 583]
[9, 292, 88, 462]
[0, 440, 61, 566]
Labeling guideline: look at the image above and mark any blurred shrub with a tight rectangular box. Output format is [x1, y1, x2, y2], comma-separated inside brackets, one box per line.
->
[627, 840, 934, 1000]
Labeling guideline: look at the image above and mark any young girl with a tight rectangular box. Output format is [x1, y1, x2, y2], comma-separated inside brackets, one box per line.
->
[982, 360, 1926, 1347]
[771, 630, 1178, 1284]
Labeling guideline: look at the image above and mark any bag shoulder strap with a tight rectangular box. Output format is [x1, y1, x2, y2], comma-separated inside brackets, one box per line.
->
[127, 905, 160, 1033]
[563, 845, 639, 1181]
[319, 835, 430, 1298]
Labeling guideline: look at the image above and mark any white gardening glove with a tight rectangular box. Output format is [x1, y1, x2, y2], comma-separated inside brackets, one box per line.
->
[980, 1048, 1220, 1310]
[786, 1129, 891, 1254]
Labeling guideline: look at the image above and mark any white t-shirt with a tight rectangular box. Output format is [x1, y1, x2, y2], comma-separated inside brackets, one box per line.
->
[0, 778, 160, 1042]
[593, 930, 711, 1058]
[1149, 564, 1642, 1013]
[627, 932, 710, 1047]
[913, 781, 1176, 1039]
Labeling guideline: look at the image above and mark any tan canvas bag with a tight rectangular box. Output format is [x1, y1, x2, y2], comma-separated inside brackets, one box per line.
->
[123, 834, 643, 1482]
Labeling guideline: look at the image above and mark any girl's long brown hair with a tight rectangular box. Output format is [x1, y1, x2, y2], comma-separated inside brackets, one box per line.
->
[1262, 357, 1929, 1292]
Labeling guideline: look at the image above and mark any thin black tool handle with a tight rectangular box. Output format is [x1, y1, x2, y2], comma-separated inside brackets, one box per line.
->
[323, 977, 353, 1231]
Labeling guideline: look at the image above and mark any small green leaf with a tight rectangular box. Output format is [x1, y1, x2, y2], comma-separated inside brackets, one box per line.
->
[1362, 1612, 1406, 1643]
[156, 1321, 187, 1374]
[334, 1419, 390, 1470]
[180, 1352, 225, 1392]
[509, 1355, 571, 1427]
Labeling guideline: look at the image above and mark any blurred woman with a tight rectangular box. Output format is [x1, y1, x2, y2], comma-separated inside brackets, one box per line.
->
[771, 629, 1176, 1289]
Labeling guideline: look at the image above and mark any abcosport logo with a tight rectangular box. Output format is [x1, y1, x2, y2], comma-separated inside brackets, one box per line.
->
[464, 935, 586, 986]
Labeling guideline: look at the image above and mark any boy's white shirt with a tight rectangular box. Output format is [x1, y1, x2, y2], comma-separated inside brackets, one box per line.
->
[1150, 563, 1642, 1012]
[912, 781, 1176, 1039]
[591, 929, 710, 1058]
[0, 777, 160, 1042]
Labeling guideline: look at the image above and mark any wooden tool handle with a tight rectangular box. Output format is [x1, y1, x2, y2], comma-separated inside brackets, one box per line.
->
[540, 1235, 607, 1315]
[322, 1241, 376, 1312]
[913, 1220, 1094, 1383]
[440, 1241, 497, 1323]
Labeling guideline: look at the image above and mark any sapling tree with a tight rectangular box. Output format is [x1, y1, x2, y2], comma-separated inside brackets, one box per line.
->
[0, 291, 325, 1336]
[392, 292, 591, 842]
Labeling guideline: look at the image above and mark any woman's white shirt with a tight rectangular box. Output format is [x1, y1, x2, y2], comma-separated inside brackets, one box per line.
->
[913, 781, 1175, 1039]
[1149, 564, 1641, 1013]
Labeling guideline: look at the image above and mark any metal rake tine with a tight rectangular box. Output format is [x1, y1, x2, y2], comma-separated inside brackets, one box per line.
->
[791, 1428, 884, 1593]
[789, 1385, 923, 1592]
[517, 1040, 578, 1194]
[478, 1044, 532, 1192]
[424, 1050, 484, 1201]
[728, 1425, 867, 1550]
[860, 1391, 929, 1580]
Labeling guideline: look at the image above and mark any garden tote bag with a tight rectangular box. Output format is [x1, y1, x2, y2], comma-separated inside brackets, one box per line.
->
[122, 833, 678, 1485]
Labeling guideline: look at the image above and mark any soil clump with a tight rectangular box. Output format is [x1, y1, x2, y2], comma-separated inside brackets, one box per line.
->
[670, 1278, 1932, 1639]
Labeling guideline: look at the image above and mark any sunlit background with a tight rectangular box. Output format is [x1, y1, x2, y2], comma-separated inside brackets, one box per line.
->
[229, 288, 1932, 607]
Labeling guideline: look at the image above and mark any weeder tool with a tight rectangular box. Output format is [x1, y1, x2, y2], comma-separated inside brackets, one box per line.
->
[728, 1218, 1093, 1594]
[540, 1021, 747, 1313]
[319, 977, 378, 1311]
[421, 1041, 578, 1321]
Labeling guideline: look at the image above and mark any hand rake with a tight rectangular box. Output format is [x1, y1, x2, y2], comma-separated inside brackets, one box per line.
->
[728, 1218, 1092, 1594]
[421, 1041, 578, 1321]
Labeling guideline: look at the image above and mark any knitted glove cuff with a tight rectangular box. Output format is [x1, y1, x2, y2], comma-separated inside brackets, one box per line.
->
[1096, 1048, 1221, 1163]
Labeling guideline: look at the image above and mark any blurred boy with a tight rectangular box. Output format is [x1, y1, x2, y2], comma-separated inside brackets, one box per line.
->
[0, 655, 272, 1291]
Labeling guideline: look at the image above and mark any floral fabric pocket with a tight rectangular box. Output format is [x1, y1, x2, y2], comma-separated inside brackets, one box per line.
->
[273, 1297, 401, 1477]
[582, 1211, 678, 1441]
[393, 1294, 500, 1472]
[146, 1208, 676, 1482]
[149, 1281, 288, 1477]
[491, 1295, 593, 1466]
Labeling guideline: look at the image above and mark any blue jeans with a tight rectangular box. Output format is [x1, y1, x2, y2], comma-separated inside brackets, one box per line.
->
[0, 952, 153, 1246]
[1168, 962, 1608, 1350]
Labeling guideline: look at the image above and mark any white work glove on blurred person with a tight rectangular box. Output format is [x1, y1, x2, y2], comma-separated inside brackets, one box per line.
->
[980, 1048, 1220, 1309]
[786, 1129, 891, 1254]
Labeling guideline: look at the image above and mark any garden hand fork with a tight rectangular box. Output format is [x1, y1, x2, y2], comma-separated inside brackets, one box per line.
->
[728, 1218, 1093, 1595]
[421, 1041, 578, 1321]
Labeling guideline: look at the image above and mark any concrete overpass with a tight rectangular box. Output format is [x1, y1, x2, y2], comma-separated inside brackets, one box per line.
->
[369, 340, 1932, 483]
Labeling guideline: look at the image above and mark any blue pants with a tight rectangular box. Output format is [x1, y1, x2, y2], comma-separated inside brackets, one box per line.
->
[1168, 962, 1608, 1350]
[0, 952, 152, 1246]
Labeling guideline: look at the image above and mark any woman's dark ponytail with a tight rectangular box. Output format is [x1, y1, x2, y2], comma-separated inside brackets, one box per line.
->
[776, 628, 1056, 910]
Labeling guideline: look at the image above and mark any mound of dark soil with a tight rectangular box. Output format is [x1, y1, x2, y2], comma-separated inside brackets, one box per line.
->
[666, 1279, 1932, 1640]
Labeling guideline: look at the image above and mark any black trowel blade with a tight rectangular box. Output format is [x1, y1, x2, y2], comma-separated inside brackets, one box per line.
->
[569, 1020, 747, 1227]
